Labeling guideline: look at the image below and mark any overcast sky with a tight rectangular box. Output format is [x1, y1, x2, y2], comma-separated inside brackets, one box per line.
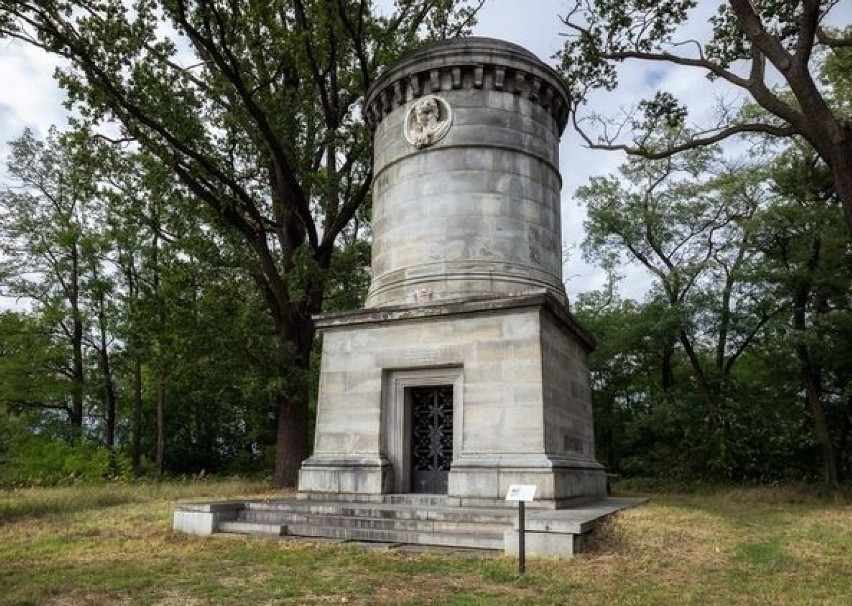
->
[1, 1, 850, 310]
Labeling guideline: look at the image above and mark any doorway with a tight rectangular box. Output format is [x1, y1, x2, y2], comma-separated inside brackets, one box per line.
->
[409, 385, 453, 493]
[382, 368, 463, 494]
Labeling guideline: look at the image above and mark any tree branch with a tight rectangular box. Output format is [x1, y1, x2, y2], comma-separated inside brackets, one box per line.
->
[574, 112, 797, 159]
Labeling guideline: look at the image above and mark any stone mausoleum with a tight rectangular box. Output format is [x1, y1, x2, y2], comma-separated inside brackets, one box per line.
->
[298, 37, 607, 508]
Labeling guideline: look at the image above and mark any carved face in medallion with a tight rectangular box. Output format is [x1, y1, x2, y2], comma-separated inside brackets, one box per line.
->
[404, 95, 452, 148]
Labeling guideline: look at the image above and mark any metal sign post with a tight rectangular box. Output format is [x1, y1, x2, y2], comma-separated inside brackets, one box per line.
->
[505, 484, 537, 575]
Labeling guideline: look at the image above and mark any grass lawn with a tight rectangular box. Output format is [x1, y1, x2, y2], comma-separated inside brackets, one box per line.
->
[1, 480, 851, 605]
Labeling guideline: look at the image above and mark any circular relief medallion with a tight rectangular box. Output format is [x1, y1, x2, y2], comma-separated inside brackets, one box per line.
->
[403, 95, 453, 148]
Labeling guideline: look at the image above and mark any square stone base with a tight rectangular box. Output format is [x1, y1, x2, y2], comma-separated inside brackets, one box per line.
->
[299, 292, 607, 507]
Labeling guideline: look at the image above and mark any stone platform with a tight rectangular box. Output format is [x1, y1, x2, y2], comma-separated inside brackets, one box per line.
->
[299, 291, 607, 507]
[173, 495, 644, 557]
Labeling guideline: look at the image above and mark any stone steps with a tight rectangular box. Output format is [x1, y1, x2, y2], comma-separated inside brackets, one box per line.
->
[243, 501, 516, 524]
[174, 496, 646, 555]
[280, 523, 505, 550]
[214, 497, 514, 550]
[238, 509, 512, 535]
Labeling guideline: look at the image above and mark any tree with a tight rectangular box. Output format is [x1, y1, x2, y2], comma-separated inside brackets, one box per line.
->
[559, 0, 852, 230]
[753, 143, 852, 483]
[576, 132, 851, 483]
[0, 311, 69, 417]
[577, 145, 780, 428]
[0, 127, 95, 430]
[0, 0, 484, 485]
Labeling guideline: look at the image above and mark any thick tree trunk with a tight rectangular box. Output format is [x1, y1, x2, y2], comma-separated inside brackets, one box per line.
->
[793, 290, 839, 485]
[829, 122, 852, 231]
[272, 317, 314, 487]
[273, 390, 310, 487]
[836, 396, 850, 484]
[796, 342, 838, 484]
[661, 339, 676, 391]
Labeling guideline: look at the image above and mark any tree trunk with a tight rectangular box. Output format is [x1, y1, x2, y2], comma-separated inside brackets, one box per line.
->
[155, 365, 166, 477]
[793, 288, 839, 484]
[829, 122, 852, 231]
[679, 330, 718, 427]
[837, 397, 850, 484]
[70, 246, 85, 431]
[93, 286, 118, 449]
[796, 340, 838, 484]
[124, 264, 144, 474]
[273, 389, 310, 487]
[272, 316, 314, 487]
[152, 208, 166, 477]
[132, 352, 143, 474]
[661, 339, 676, 391]
[98, 324, 117, 449]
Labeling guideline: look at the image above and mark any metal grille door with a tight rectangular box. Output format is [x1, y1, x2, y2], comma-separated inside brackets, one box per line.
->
[410, 385, 453, 493]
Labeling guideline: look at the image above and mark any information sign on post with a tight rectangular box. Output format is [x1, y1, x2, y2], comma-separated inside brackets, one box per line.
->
[505, 484, 537, 502]
[506, 484, 536, 574]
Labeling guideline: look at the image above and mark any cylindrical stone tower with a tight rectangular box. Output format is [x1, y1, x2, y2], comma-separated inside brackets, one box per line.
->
[363, 38, 570, 308]
[299, 37, 606, 510]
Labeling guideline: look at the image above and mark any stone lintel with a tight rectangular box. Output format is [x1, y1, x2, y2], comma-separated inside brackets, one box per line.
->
[313, 291, 596, 352]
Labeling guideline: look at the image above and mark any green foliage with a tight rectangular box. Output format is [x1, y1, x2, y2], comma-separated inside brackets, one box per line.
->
[558, 0, 852, 230]
[0, 431, 132, 488]
[0, 312, 68, 412]
[0, 0, 487, 485]
[577, 134, 851, 484]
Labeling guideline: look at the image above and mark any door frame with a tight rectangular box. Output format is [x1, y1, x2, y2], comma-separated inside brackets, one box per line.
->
[382, 367, 464, 493]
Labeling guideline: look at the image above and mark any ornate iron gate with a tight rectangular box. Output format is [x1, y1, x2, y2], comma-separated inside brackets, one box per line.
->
[410, 385, 453, 493]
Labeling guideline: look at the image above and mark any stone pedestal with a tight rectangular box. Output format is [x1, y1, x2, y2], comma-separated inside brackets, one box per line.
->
[299, 38, 606, 507]
[298, 293, 606, 507]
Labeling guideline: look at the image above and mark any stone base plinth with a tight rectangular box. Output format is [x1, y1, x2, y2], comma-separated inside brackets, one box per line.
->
[299, 291, 606, 508]
[298, 455, 392, 497]
[448, 456, 607, 509]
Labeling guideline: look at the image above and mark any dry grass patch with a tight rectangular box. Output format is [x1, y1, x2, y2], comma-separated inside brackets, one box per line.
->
[2, 482, 852, 605]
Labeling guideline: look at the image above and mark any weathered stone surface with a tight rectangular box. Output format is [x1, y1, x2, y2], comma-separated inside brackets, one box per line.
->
[172, 501, 242, 535]
[299, 293, 605, 505]
[364, 38, 569, 308]
[298, 37, 606, 508]
[504, 529, 583, 557]
[172, 496, 646, 556]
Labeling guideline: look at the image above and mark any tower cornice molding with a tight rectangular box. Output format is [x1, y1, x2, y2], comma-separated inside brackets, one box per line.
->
[364, 37, 571, 133]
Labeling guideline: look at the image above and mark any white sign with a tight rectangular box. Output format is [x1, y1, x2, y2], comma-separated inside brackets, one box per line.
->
[505, 484, 537, 502]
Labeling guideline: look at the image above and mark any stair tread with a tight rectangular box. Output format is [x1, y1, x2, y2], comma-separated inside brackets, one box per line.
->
[245, 501, 516, 518]
[240, 509, 514, 520]
[238, 516, 509, 534]
[283, 523, 504, 549]
[218, 521, 286, 535]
